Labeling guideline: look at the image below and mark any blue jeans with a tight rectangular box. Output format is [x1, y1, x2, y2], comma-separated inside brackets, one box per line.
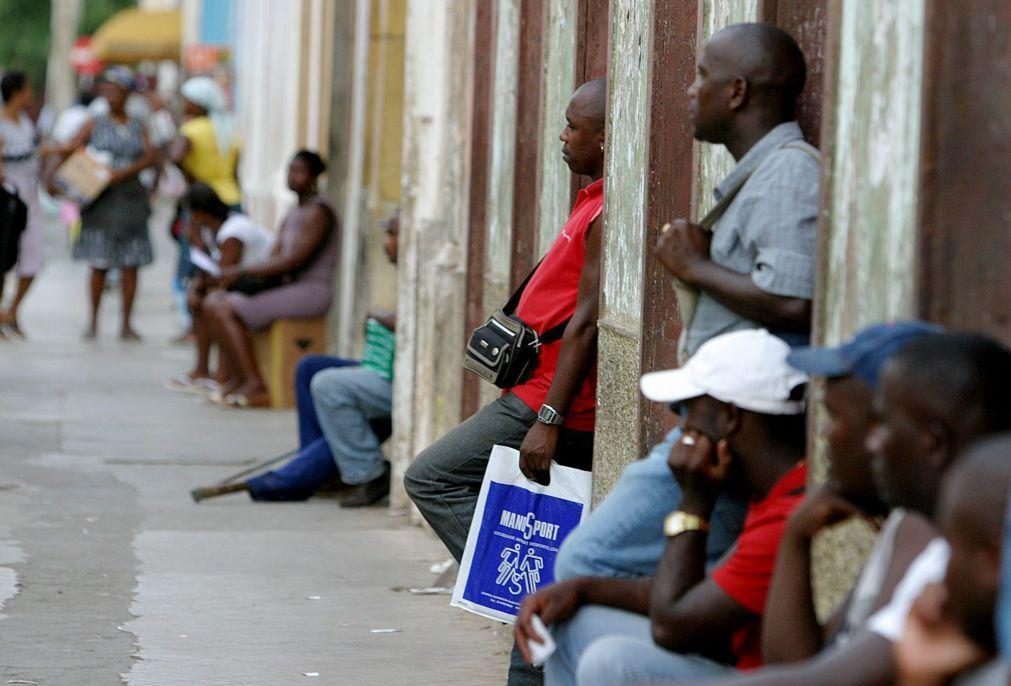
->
[544, 606, 732, 686]
[246, 355, 359, 500]
[172, 233, 194, 331]
[554, 427, 747, 580]
[575, 620, 732, 686]
[310, 365, 393, 485]
[999, 496, 1011, 663]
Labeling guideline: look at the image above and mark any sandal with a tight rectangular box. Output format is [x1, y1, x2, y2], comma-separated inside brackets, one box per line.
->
[207, 390, 233, 407]
[225, 392, 271, 409]
[165, 375, 212, 394]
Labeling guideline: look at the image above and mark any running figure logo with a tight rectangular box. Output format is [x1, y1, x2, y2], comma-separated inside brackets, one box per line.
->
[496, 543, 545, 595]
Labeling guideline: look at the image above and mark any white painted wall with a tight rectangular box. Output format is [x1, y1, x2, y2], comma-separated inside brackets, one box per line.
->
[392, 0, 476, 509]
[536, 0, 578, 255]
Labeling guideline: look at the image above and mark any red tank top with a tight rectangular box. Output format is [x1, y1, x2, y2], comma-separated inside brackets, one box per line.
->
[509, 178, 604, 431]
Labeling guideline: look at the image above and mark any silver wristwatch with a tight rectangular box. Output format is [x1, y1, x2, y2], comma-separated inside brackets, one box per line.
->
[537, 404, 565, 426]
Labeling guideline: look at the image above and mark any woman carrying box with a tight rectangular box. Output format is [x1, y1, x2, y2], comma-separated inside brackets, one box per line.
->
[54, 66, 156, 341]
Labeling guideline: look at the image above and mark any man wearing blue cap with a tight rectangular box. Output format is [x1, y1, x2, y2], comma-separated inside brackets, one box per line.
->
[688, 331, 1011, 686]
[761, 322, 941, 665]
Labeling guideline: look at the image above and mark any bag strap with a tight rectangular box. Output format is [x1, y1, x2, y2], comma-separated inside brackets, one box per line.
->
[501, 257, 570, 344]
[696, 139, 820, 231]
[503, 257, 545, 314]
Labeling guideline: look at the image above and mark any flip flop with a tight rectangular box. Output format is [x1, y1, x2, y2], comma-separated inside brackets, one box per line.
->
[165, 375, 205, 394]
[207, 390, 234, 407]
[225, 392, 271, 409]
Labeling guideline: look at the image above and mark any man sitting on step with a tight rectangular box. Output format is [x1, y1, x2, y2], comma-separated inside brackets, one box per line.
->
[191, 210, 399, 507]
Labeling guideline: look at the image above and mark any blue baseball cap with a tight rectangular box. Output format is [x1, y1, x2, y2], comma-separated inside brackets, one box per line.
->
[786, 321, 944, 388]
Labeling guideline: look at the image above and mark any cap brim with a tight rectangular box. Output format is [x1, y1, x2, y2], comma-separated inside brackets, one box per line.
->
[785, 347, 851, 378]
[640, 369, 706, 404]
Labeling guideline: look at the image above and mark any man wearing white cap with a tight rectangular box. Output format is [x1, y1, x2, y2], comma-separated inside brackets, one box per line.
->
[516, 330, 809, 686]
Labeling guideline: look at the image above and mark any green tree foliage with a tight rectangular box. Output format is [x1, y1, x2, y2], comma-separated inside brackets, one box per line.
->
[0, 1, 51, 88]
[0, 0, 136, 94]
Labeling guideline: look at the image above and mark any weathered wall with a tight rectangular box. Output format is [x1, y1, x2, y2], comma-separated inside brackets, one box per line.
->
[362, 0, 407, 314]
[391, 0, 475, 510]
[234, 0, 335, 229]
[536, 0, 578, 256]
[332, 0, 406, 358]
[479, 0, 522, 409]
[591, 0, 759, 499]
[917, 0, 1011, 345]
[592, 0, 650, 502]
[810, 0, 926, 617]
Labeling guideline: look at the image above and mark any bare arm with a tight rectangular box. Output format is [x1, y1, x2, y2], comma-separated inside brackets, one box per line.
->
[224, 204, 330, 283]
[762, 485, 865, 663]
[44, 119, 96, 193]
[217, 237, 244, 269]
[685, 261, 811, 332]
[515, 575, 652, 664]
[108, 128, 155, 184]
[518, 214, 602, 482]
[654, 219, 810, 332]
[168, 135, 191, 166]
[367, 308, 397, 332]
[687, 631, 897, 686]
[650, 433, 752, 660]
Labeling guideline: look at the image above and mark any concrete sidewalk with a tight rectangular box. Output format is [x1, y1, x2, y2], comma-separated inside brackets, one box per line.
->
[0, 217, 509, 685]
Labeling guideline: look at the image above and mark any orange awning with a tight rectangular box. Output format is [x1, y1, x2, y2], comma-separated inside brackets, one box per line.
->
[92, 8, 182, 63]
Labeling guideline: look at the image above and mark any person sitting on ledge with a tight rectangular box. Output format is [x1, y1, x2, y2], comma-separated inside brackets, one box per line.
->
[202, 149, 340, 408]
[192, 211, 399, 507]
[516, 329, 809, 686]
[165, 182, 273, 395]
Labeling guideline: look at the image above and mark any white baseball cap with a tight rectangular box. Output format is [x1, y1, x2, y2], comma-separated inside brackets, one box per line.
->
[640, 329, 808, 415]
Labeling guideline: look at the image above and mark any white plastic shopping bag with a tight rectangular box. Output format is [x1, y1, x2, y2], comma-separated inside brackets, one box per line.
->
[451, 445, 592, 624]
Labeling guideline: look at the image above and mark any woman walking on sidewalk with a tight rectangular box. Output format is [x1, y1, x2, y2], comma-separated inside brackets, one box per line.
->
[57, 67, 155, 341]
[0, 72, 47, 338]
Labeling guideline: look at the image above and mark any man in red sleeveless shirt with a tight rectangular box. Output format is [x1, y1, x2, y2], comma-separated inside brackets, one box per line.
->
[404, 79, 606, 563]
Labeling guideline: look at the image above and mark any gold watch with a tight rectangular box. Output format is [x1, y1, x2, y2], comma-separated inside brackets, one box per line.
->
[663, 511, 710, 538]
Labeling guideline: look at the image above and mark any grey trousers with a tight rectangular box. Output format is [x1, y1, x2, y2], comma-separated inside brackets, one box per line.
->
[403, 393, 594, 562]
[404, 393, 593, 686]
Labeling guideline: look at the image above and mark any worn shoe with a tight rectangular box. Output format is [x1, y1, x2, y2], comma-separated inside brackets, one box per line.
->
[339, 463, 391, 508]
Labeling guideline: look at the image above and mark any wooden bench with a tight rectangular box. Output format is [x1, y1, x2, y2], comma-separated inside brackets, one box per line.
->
[253, 318, 328, 409]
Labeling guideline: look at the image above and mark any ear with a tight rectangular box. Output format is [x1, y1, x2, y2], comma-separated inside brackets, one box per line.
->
[721, 403, 743, 437]
[710, 438, 734, 481]
[982, 543, 1002, 587]
[728, 76, 749, 111]
[925, 419, 955, 472]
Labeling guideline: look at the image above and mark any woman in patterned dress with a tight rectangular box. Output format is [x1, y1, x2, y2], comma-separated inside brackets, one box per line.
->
[58, 67, 155, 340]
[0, 72, 47, 338]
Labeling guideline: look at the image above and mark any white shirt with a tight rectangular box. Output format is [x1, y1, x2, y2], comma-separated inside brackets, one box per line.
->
[216, 214, 274, 268]
[867, 537, 951, 641]
[51, 105, 92, 144]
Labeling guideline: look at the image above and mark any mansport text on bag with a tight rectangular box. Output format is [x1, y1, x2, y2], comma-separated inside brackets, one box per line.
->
[451, 445, 592, 624]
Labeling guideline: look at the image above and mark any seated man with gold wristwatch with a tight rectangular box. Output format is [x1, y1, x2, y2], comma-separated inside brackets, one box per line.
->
[515, 329, 810, 686]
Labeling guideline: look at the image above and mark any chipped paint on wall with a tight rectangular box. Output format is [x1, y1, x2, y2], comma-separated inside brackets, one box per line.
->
[601, 0, 650, 327]
[821, 0, 925, 343]
[592, 0, 652, 500]
[536, 0, 578, 256]
[811, 0, 926, 618]
[392, 0, 476, 509]
[480, 0, 522, 408]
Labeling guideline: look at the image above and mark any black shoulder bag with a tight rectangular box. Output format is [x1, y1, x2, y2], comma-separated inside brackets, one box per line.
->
[0, 183, 27, 276]
[463, 261, 569, 389]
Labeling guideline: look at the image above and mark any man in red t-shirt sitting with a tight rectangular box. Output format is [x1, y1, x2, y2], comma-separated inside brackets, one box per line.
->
[514, 329, 809, 686]
[404, 78, 607, 563]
